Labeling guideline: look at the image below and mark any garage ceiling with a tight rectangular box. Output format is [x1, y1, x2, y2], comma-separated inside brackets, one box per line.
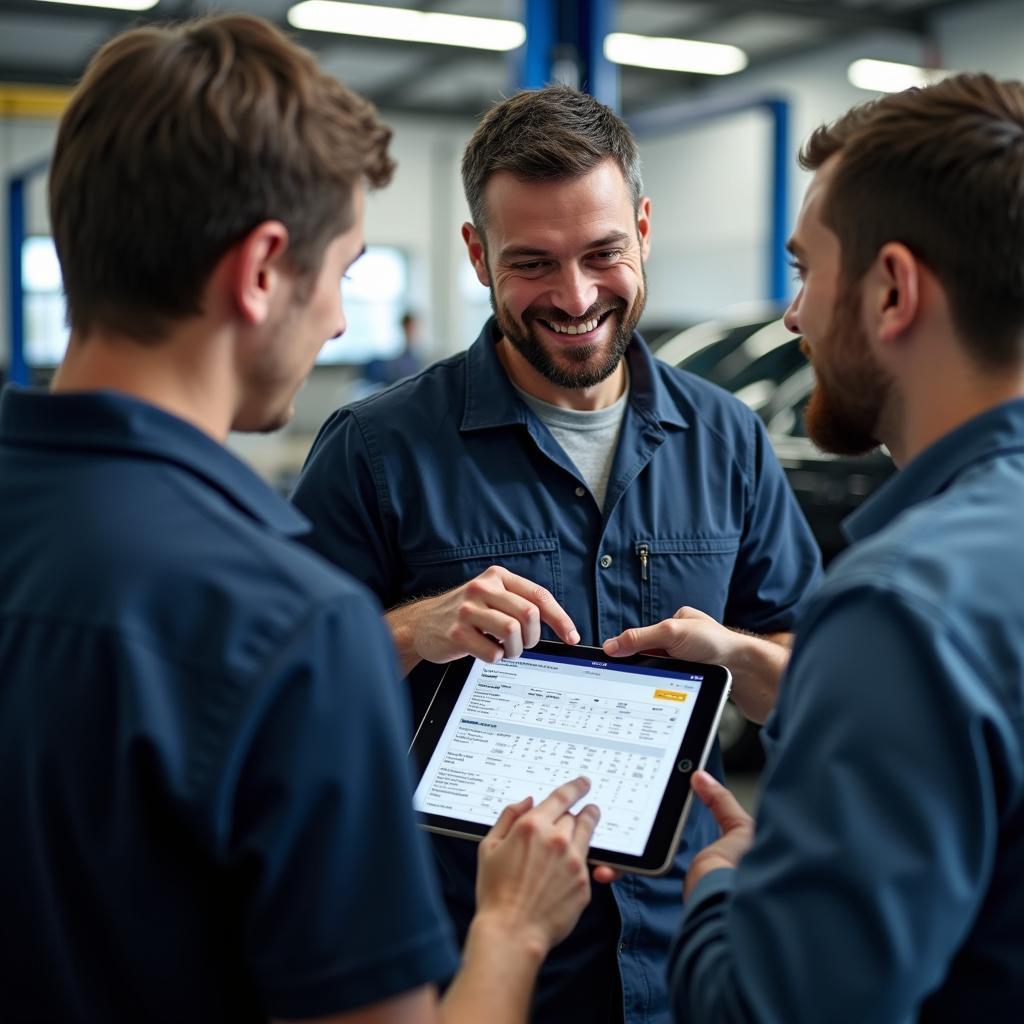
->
[0, 0, 975, 118]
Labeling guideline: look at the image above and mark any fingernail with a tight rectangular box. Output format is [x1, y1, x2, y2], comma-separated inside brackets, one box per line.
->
[604, 637, 619, 655]
[569, 629, 580, 644]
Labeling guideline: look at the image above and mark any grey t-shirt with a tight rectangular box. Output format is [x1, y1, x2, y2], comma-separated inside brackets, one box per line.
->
[514, 376, 629, 510]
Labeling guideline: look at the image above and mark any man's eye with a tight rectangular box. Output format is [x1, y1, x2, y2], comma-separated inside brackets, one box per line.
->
[787, 257, 805, 280]
[592, 250, 622, 262]
[513, 261, 547, 272]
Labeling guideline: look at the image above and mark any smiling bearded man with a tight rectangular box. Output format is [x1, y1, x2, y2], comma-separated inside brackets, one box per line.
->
[292, 83, 822, 1024]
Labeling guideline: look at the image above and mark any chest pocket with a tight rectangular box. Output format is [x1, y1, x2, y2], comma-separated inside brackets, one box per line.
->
[634, 536, 741, 624]
[404, 537, 564, 619]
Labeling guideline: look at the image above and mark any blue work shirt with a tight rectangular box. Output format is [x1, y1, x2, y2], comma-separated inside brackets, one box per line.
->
[293, 319, 821, 1024]
[668, 398, 1024, 1023]
[0, 387, 457, 1023]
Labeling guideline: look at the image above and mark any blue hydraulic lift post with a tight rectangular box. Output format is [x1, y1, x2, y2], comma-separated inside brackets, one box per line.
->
[7, 174, 28, 386]
[766, 98, 791, 306]
[520, 0, 619, 111]
[574, 0, 617, 111]
[520, 0, 556, 91]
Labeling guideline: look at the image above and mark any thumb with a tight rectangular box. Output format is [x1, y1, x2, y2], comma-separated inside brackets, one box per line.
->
[691, 771, 752, 833]
[603, 626, 653, 657]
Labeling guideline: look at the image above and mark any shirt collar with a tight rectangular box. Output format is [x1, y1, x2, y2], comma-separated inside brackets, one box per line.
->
[843, 396, 1024, 543]
[0, 386, 309, 537]
[461, 316, 688, 432]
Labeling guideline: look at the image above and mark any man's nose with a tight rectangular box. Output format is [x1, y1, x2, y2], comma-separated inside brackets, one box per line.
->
[783, 290, 801, 334]
[550, 264, 599, 319]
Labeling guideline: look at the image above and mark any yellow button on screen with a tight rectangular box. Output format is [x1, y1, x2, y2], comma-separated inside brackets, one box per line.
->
[653, 689, 688, 702]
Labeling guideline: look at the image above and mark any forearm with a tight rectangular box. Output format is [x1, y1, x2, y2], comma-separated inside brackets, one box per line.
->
[439, 914, 546, 1024]
[385, 602, 426, 677]
[722, 630, 791, 724]
[670, 870, 755, 1024]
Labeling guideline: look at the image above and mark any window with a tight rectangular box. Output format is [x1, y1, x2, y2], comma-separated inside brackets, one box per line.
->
[22, 236, 68, 367]
[18, 238, 411, 366]
[317, 245, 410, 364]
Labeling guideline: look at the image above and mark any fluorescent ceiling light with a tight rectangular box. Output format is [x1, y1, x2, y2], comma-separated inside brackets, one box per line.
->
[604, 32, 747, 76]
[848, 58, 954, 93]
[32, 0, 158, 10]
[288, 1, 525, 52]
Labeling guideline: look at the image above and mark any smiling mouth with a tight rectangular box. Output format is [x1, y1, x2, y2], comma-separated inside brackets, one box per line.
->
[538, 310, 614, 337]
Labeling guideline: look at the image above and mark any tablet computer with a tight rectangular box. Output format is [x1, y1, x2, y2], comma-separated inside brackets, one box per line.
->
[409, 640, 732, 876]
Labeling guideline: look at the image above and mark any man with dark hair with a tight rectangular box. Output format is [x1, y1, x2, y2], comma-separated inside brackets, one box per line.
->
[292, 84, 822, 1024]
[608, 73, 1024, 1022]
[0, 16, 601, 1023]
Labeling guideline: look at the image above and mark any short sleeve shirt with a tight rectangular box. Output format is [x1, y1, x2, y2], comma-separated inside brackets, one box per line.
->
[292, 319, 822, 1024]
[0, 387, 458, 1023]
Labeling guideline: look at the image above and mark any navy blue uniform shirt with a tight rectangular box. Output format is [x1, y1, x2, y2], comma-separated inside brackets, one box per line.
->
[292, 319, 822, 1024]
[669, 398, 1024, 1023]
[0, 387, 457, 1022]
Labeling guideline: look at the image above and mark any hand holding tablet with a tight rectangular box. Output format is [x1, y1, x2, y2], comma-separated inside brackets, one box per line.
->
[410, 641, 732, 875]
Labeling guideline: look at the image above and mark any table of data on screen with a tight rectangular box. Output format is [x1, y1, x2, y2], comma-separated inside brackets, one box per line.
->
[413, 652, 703, 855]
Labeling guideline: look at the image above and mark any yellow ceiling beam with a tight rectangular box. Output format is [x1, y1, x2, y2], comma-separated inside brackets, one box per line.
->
[0, 84, 71, 119]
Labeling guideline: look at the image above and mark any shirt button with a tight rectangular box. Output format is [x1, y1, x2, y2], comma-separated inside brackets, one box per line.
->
[618, 941, 627, 953]
[575, 485, 586, 497]
[600, 554, 613, 568]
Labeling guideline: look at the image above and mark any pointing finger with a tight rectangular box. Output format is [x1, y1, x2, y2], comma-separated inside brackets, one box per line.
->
[533, 776, 591, 820]
[488, 794, 534, 840]
[501, 573, 580, 646]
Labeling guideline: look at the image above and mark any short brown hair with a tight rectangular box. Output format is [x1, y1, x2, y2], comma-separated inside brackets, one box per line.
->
[461, 84, 643, 232]
[50, 14, 394, 340]
[801, 73, 1024, 368]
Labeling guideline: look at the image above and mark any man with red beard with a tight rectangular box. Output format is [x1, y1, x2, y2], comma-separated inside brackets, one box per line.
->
[292, 85, 822, 1024]
[609, 74, 1024, 1022]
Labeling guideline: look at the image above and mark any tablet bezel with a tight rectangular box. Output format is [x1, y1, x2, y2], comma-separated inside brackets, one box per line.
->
[409, 640, 732, 876]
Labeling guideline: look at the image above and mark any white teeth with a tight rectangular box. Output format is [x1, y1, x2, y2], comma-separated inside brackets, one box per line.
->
[549, 317, 600, 335]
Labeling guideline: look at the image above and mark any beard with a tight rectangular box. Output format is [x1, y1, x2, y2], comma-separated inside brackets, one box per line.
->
[491, 268, 647, 390]
[803, 278, 893, 456]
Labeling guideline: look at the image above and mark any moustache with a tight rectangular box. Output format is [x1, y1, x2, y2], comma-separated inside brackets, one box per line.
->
[525, 300, 627, 328]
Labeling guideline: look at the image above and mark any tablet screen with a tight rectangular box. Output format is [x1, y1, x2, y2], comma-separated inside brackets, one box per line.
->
[410, 641, 731, 874]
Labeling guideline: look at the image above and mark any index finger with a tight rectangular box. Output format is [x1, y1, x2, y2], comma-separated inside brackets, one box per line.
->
[488, 794, 534, 841]
[531, 775, 592, 820]
[500, 572, 580, 646]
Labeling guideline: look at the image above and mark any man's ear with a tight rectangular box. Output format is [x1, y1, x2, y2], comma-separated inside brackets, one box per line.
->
[462, 222, 491, 287]
[231, 221, 291, 326]
[636, 196, 652, 260]
[867, 241, 920, 346]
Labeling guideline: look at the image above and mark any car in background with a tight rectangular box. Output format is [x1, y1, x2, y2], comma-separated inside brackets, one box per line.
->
[649, 311, 895, 767]
[653, 311, 895, 564]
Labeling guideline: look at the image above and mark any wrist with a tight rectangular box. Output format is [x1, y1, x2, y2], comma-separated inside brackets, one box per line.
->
[738, 632, 786, 675]
[728, 634, 787, 723]
[685, 856, 736, 900]
[385, 605, 423, 674]
[467, 910, 549, 968]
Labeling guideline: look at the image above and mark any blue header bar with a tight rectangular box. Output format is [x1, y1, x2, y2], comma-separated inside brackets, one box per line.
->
[517, 649, 704, 683]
